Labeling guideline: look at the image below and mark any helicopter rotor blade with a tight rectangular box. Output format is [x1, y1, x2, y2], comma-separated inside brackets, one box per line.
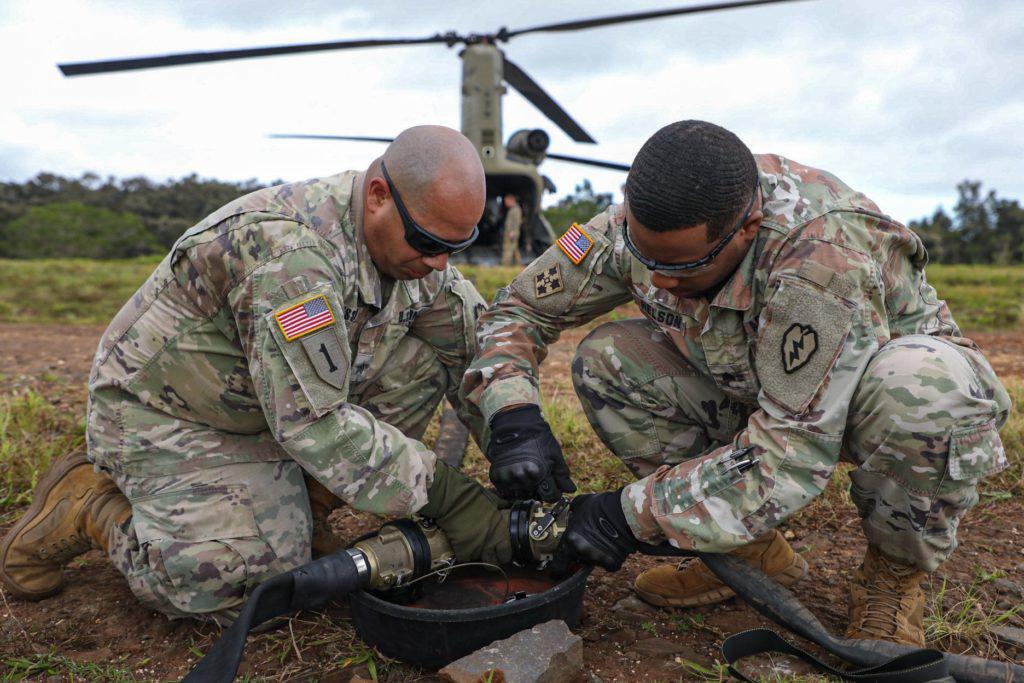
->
[501, 0, 806, 39]
[268, 134, 395, 143]
[502, 59, 595, 144]
[545, 153, 630, 171]
[58, 35, 455, 77]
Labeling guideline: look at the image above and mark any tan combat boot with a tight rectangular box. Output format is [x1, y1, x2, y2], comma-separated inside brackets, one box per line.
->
[304, 474, 345, 557]
[845, 545, 926, 646]
[0, 452, 130, 601]
[634, 529, 808, 608]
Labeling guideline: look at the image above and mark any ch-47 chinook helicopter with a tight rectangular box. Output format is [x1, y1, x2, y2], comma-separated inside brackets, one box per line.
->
[58, 0, 799, 261]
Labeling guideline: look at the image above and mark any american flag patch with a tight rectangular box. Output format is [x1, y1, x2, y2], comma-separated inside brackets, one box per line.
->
[556, 223, 594, 265]
[274, 294, 336, 342]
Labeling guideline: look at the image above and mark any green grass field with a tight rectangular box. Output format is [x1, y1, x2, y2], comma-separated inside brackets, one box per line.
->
[0, 259, 1020, 330]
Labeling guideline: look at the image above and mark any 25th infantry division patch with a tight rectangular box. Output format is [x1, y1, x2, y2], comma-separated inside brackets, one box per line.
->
[781, 323, 818, 373]
[534, 263, 564, 298]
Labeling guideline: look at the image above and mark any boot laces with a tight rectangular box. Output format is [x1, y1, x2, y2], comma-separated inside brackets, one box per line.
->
[36, 533, 93, 563]
[858, 560, 920, 635]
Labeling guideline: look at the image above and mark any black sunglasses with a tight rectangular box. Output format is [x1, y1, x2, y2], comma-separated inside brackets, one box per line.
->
[380, 161, 479, 256]
[623, 189, 758, 274]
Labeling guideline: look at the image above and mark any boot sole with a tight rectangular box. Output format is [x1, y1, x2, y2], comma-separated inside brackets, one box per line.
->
[635, 553, 809, 609]
[0, 451, 90, 601]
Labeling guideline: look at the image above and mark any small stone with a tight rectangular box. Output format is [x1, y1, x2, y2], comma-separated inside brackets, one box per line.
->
[783, 530, 795, 540]
[611, 595, 659, 623]
[992, 578, 1023, 597]
[439, 620, 582, 683]
[612, 595, 658, 615]
[632, 637, 688, 656]
[608, 627, 637, 645]
[989, 626, 1024, 649]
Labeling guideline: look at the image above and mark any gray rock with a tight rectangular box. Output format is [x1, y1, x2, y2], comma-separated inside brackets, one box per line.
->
[989, 626, 1024, 649]
[439, 619, 583, 683]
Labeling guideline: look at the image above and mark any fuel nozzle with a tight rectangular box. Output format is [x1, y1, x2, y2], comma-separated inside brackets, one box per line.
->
[509, 496, 571, 567]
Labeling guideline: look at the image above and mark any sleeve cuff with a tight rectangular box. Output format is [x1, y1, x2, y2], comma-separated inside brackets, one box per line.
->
[621, 479, 664, 544]
[480, 377, 542, 424]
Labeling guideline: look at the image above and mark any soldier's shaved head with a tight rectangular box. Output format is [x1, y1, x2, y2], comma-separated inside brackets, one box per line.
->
[362, 125, 485, 280]
[377, 125, 485, 216]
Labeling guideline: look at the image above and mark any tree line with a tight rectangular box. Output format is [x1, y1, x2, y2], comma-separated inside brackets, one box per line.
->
[0, 172, 1021, 264]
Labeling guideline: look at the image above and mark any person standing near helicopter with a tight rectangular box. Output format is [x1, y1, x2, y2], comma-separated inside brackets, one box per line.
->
[500, 193, 524, 266]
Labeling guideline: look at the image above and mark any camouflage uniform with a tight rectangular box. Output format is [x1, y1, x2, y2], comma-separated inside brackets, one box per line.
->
[500, 201, 523, 267]
[462, 155, 1011, 572]
[87, 171, 485, 620]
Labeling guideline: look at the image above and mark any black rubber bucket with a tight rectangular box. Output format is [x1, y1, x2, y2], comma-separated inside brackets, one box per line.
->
[349, 565, 591, 669]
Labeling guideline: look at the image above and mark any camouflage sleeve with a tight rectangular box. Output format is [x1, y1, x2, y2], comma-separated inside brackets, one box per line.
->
[409, 266, 488, 446]
[622, 233, 881, 552]
[460, 207, 634, 424]
[226, 224, 436, 517]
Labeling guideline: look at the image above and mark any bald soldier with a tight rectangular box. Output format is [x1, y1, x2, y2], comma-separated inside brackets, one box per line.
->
[462, 121, 1011, 646]
[1, 126, 513, 623]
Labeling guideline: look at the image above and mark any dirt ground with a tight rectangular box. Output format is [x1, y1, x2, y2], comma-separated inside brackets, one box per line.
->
[1, 323, 1022, 681]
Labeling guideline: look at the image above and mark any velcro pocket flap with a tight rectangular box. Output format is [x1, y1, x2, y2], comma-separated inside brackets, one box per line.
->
[131, 484, 260, 544]
[948, 420, 1007, 481]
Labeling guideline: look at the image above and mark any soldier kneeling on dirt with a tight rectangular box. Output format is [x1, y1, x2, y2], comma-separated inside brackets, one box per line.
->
[461, 120, 1011, 647]
[0, 126, 513, 624]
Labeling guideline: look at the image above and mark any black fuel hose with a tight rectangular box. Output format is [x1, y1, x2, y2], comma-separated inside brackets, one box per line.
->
[697, 551, 1024, 683]
[181, 550, 363, 683]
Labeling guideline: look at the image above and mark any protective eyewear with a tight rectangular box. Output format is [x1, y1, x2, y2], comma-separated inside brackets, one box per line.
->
[381, 161, 478, 256]
[623, 189, 757, 277]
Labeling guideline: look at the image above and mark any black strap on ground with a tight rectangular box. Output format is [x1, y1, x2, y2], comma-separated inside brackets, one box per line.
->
[181, 550, 362, 683]
[722, 627, 950, 683]
[696, 551, 1024, 683]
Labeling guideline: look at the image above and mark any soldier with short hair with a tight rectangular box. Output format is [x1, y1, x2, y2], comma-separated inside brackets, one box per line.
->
[1, 125, 513, 623]
[462, 120, 1011, 646]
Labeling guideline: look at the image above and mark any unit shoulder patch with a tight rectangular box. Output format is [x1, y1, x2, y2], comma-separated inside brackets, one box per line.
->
[781, 323, 819, 373]
[756, 277, 855, 415]
[274, 294, 336, 342]
[533, 263, 564, 298]
[556, 223, 595, 265]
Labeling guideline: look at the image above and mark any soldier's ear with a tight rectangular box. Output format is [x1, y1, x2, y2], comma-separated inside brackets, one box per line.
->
[740, 209, 763, 242]
[365, 177, 390, 215]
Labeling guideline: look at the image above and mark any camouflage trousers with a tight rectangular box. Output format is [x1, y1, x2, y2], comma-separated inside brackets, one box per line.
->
[500, 217, 521, 267]
[104, 334, 449, 622]
[572, 319, 1010, 572]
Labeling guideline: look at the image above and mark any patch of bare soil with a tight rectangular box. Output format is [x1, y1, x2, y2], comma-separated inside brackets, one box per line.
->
[1, 323, 1022, 681]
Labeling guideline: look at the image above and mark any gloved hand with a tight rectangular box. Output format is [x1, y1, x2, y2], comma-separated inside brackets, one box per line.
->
[553, 490, 639, 572]
[418, 461, 511, 565]
[486, 404, 576, 502]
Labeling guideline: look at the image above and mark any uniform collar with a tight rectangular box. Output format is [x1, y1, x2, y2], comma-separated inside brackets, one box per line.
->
[706, 227, 761, 312]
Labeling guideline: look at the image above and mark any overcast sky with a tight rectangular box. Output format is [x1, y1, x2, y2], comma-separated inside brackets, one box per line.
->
[2, 0, 1022, 223]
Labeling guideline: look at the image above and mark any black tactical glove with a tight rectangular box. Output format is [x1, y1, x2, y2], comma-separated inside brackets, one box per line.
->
[553, 490, 639, 572]
[486, 404, 577, 503]
[418, 461, 511, 565]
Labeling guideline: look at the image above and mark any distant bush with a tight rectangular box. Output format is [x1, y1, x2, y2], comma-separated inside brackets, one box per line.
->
[0, 202, 160, 259]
